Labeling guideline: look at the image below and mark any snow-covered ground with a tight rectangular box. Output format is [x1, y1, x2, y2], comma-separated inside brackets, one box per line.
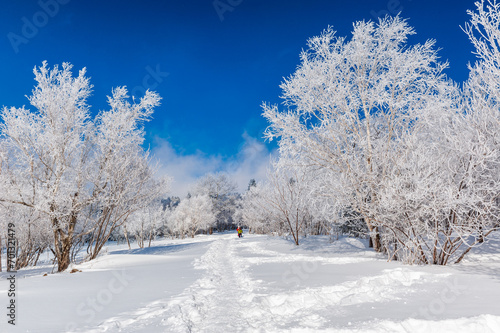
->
[1, 232, 500, 332]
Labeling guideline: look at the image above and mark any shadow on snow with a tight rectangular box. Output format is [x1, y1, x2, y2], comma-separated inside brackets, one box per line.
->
[110, 242, 199, 256]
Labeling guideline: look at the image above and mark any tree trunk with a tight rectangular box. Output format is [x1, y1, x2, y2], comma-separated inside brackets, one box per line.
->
[124, 225, 131, 249]
[148, 232, 153, 247]
[33, 248, 43, 266]
[367, 224, 382, 252]
[53, 228, 72, 272]
[52, 213, 77, 272]
[58, 241, 72, 272]
[0, 236, 2, 272]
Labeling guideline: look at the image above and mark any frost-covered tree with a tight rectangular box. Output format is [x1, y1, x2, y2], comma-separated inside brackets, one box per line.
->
[194, 172, 238, 232]
[236, 159, 322, 245]
[126, 200, 166, 248]
[263, 9, 500, 264]
[84, 87, 168, 260]
[159, 196, 180, 237]
[372, 1, 500, 264]
[168, 194, 216, 238]
[247, 178, 257, 191]
[264, 162, 318, 245]
[0, 62, 95, 272]
[236, 181, 273, 235]
[263, 16, 452, 252]
[0, 62, 168, 271]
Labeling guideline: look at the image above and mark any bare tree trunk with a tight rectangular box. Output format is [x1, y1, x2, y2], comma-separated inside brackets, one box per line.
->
[367, 224, 382, 252]
[123, 225, 131, 249]
[0, 236, 2, 272]
[285, 216, 300, 246]
[148, 231, 153, 247]
[58, 236, 72, 272]
[53, 228, 72, 272]
[33, 248, 44, 266]
[52, 212, 77, 272]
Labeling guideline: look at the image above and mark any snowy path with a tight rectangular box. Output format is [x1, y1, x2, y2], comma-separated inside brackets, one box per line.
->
[166, 236, 260, 332]
[87, 235, 261, 332]
[3, 233, 500, 332]
[78, 234, 500, 332]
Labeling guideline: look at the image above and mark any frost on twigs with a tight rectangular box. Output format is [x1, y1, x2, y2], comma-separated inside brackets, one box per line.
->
[167, 194, 216, 239]
[261, 13, 500, 264]
[0, 62, 168, 272]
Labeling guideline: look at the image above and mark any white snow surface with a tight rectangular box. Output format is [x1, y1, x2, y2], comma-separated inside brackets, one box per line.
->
[1, 233, 500, 332]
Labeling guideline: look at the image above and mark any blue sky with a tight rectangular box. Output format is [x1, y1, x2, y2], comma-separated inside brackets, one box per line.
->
[0, 0, 479, 194]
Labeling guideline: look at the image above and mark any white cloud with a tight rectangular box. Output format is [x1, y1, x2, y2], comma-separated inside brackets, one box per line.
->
[152, 133, 274, 197]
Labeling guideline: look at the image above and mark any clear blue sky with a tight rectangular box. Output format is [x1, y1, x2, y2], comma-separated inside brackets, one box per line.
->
[0, 0, 478, 193]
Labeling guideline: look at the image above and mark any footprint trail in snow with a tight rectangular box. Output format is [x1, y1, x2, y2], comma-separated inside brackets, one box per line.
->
[85, 235, 464, 333]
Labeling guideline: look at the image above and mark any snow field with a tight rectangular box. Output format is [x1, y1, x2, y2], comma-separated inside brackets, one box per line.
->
[1, 233, 500, 332]
[85, 234, 500, 332]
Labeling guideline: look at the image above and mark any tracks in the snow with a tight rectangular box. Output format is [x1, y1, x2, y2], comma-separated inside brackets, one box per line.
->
[168, 237, 260, 332]
[84, 235, 450, 333]
[87, 236, 262, 333]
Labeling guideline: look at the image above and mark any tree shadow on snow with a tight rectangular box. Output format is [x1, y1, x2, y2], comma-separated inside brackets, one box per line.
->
[293, 236, 372, 255]
[454, 263, 500, 282]
[110, 243, 198, 256]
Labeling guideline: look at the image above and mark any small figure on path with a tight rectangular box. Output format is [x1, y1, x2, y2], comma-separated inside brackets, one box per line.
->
[237, 227, 243, 238]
